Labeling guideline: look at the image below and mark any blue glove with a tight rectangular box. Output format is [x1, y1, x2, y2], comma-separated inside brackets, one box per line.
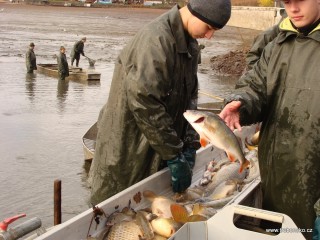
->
[183, 147, 197, 169]
[313, 217, 320, 240]
[167, 153, 192, 193]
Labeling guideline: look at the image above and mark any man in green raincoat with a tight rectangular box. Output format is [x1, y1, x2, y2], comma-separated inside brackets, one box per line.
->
[57, 46, 69, 81]
[26, 42, 37, 73]
[220, 0, 320, 239]
[89, 0, 231, 205]
[246, 7, 287, 70]
[70, 37, 86, 67]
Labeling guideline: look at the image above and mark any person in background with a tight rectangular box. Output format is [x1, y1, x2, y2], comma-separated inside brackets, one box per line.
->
[219, 0, 320, 239]
[26, 42, 37, 73]
[89, 0, 231, 205]
[57, 46, 69, 81]
[70, 37, 86, 67]
[245, 7, 287, 70]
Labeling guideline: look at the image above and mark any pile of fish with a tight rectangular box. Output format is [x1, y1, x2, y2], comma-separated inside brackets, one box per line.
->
[87, 111, 260, 240]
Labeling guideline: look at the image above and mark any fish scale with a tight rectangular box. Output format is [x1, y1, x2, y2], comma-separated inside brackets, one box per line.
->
[105, 221, 143, 240]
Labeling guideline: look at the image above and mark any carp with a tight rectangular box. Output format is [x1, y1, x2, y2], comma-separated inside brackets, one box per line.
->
[205, 161, 248, 194]
[143, 190, 175, 218]
[183, 110, 250, 173]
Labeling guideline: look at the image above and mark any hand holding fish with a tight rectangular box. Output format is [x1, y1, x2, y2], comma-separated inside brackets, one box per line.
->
[219, 101, 242, 131]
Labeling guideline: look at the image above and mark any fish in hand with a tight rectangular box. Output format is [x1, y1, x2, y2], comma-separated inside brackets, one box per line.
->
[183, 110, 250, 173]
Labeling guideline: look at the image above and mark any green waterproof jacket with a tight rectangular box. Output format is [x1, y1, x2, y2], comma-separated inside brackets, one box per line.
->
[89, 5, 200, 205]
[26, 48, 37, 72]
[57, 52, 69, 77]
[70, 40, 84, 59]
[246, 24, 280, 70]
[246, 10, 287, 70]
[226, 18, 320, 239]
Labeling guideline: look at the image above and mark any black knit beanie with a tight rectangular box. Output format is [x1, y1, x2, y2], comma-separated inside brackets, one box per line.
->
[187, 0, 231, 29]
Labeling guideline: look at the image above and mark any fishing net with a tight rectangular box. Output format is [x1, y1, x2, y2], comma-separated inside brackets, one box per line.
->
[86, 56, 96, 67]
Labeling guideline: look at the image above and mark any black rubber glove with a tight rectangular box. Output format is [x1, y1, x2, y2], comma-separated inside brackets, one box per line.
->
[183, 147, 197, 169]
[167, 153, 192, 193]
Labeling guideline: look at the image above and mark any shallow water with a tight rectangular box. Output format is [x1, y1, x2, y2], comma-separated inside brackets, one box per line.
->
[0, 3, 260, 229]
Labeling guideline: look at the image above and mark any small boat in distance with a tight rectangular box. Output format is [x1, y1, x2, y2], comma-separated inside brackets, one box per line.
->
[37, 64, 101, 81]
[82, 122, 97, 161]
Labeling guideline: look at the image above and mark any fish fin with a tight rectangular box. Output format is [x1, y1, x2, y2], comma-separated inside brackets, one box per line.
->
[187, 214, 207, 222]
[170, 204, 189, 224]
[143, 190, 156, 201]
[200, 137, 208, 147]
[239, 159, 251, 173]
[192, 203, 201, 215]
[226, 152, 236, 162]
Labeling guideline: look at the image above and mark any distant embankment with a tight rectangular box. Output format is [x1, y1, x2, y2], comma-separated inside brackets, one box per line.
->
[3, 1, 283, 31]
[228, 6, 284, 31]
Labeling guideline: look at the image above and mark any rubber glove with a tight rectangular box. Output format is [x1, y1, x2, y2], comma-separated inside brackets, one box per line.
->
[313, 217, 320, 240]
[183, 147, 197, 169]
[167, 153, 192, 193]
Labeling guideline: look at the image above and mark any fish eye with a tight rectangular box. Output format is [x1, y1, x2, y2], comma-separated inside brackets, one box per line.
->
[194, 117, 205, 123]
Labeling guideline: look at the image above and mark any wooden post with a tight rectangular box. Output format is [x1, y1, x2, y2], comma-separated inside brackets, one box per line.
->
[54, 179, 61, 225]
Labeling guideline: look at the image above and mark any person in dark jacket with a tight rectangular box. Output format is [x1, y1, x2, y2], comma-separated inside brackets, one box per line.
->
[26, 42, 37, 73]
[70, 37, 86, 67]
[219, 0, 320, 239]
[245, 7, 287, 70]
[89, 0, 231, 205]
[57, 46, 69, 81]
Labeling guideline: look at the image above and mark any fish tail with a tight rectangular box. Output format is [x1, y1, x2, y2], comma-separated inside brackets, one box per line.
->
[200, 138, 208, 147]
[239, 159, 250, 173]
[170, 204, 189, 223]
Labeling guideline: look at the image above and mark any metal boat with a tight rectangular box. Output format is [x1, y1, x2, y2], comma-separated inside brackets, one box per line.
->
[37, 64, 101, 81]
[33, 124, 304, 239]
[82, 122, 97, 161]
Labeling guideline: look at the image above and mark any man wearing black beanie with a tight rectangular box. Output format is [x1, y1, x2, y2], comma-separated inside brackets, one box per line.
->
[187, 0, 231, 29]
[90, 1, 231, 205]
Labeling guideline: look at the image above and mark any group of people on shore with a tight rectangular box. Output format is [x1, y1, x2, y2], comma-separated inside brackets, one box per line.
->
[25, 37, 87, 80]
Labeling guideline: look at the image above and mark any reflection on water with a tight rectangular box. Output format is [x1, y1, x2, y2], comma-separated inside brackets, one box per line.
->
[0, 61, 110, 228]
[87, 80, 101, 87]
[57, 79, 69, 114]
[25, 73, 36, 103]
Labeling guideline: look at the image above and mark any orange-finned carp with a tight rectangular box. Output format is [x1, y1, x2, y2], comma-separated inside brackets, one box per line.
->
[143, 190, 175, 218]
[183, 110, 250, 173]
